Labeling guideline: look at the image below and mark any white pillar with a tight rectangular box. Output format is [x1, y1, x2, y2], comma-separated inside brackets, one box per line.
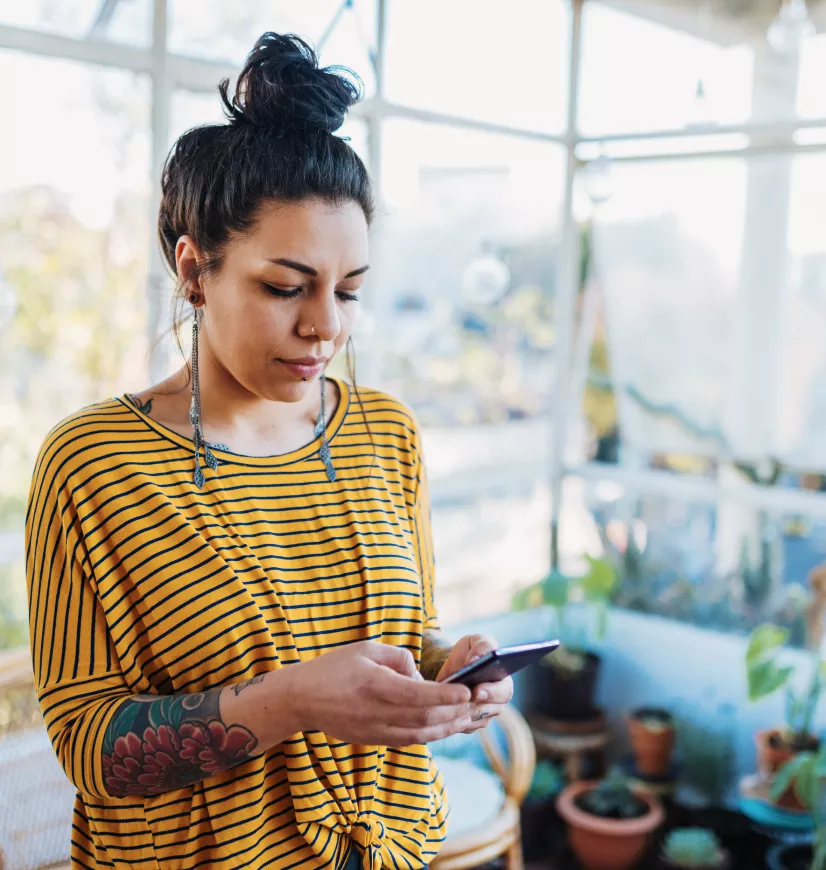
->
[147, 0, 172, 383]
[550, 0, 584, 570]
[716, 43, 799, 581]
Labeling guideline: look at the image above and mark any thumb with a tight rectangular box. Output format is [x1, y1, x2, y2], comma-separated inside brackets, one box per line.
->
[465, 636, 498, 664]
[365, 642, 423, 680]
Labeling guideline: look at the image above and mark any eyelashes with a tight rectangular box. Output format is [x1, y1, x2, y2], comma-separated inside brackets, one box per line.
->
[264, 285, 360, 303]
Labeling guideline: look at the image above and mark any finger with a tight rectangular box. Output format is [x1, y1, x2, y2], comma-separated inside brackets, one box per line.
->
[472, 677, 514, 704]
[363, 642, 423, 680]
[369, 664, 471, 706]
[384, 715, 475, 748]
[461, 708, 500, 733]
[465, 636, 498, 665]
[376, 700, 472, 729]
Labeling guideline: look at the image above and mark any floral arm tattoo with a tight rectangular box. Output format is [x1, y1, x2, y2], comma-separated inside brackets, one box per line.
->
[420, 630, 454, 681]
[102, 685, 258, 797]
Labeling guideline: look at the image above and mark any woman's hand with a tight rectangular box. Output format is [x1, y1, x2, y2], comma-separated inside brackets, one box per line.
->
[285, 641, 474, 747]
[434, 634, 514, 733]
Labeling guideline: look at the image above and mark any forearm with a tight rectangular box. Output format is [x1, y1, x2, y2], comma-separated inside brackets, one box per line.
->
[102, 669, 303, 797]
[420, 630, 454, 681]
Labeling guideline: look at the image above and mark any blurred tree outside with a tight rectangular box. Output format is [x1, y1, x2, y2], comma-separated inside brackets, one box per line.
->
[0, 64, 150, 649]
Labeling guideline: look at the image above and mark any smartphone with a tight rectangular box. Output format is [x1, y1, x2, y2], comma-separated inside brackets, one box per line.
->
[441, 639, 561, 687]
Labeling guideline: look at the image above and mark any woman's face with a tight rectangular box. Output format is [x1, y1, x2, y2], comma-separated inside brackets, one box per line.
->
[179, 198, 369, 403]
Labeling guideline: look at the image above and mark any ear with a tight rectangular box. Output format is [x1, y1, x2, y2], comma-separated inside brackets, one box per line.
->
[175, 235, 203, 292]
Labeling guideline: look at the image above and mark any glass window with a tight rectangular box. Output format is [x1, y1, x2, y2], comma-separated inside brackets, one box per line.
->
[581, 152, 826, 472]
[376, 120, 564, 426]
[0, 51, 150, 543]
[168, 0, 377, 95]
[580, 3, 756, 136]
[372, 120, 564, 625]
[0, 561, 26, 651]
[797, 34, 826, 119]
[384, 0, 569, 134]
[547, 476, 824, 645]
[583, 156, 746, 460]
[168, 90, 370, 168]
[0, 0, 152, 46]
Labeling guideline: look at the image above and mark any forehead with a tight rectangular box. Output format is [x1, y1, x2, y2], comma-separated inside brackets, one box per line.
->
[230, 198, 369, 267]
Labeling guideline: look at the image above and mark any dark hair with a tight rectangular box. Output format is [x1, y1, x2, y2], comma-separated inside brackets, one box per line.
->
[157, 33, 374, 427]
[159, 32, 373, 279]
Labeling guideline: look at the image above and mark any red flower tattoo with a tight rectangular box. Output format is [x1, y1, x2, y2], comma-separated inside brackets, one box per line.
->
[103, 720, 256, 796]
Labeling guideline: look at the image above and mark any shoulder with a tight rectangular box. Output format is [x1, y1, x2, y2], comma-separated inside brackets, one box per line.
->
[341, 382, 427, 480]
[30, 398, 141, 496]
[345, 383, 423, 444]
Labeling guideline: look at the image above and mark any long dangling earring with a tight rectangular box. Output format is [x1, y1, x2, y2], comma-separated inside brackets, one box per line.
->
[189, 308, 220, 488]
[314, 372, 336, 482]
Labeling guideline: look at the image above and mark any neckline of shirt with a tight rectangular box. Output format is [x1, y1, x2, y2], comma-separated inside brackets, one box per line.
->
[117, 377, 351, 467]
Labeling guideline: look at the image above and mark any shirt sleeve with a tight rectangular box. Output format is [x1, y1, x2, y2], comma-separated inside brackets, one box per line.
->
[25, 437, 132, 799]
[408, 425, 441, 632]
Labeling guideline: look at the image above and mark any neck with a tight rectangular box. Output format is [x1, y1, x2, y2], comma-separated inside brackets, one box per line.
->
[184, 333, 332, 458]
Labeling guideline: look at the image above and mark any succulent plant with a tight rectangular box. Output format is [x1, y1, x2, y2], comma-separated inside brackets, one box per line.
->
[637, 708, 673, 732]
[525, 759, 564, 802]
[662, 828, 724, 867]
[576, 768, 648, 820]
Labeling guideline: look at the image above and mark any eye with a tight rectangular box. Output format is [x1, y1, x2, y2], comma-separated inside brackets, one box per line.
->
[264, 284, 302, 299]
[337, 290, 361, 303]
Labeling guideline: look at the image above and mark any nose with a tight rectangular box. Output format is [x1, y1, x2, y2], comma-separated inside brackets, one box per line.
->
[303, 286, 342, 343]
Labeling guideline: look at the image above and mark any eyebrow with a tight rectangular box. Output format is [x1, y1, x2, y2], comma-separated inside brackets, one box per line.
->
[267, 258, 370, 279]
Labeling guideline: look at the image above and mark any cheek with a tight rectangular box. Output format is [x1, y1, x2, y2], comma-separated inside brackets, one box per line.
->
[336, 304, 359, 343]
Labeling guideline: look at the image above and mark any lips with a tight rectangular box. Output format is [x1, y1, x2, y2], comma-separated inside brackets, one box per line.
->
[277, 357, 326, 379]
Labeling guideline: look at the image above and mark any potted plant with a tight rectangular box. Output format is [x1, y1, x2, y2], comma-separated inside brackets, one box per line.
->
[520, 758, 565, 862]
[628, 707, 675, 777]
[746, 622, 824, 808]
[766, 742, 826, 870]
[660, 828, 729, 869]
[513, 556, 617, 722]
[556, 768, 664, 870]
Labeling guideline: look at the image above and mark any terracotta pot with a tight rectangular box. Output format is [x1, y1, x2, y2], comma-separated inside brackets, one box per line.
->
[556, 780, 664, 870]
[628, 708, 675, 777]
[754, 729, 819, 811]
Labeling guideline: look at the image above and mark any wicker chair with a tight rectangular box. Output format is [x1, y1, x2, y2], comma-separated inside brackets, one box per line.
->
[431, 704, 536, 870]
[0, 651, 536, 870]
[0, 648, 73, 870]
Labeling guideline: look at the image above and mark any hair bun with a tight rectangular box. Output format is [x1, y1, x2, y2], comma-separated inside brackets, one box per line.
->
[219, 32, 362, 134]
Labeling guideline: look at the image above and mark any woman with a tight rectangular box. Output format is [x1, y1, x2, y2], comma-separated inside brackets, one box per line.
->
[25, 33, 513, 870]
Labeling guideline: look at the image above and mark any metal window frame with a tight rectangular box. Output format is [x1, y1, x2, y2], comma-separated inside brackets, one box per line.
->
[4, 0, 826, 570]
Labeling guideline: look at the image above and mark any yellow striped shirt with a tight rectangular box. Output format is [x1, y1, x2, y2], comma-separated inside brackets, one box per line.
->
[25, 380, 447, 870]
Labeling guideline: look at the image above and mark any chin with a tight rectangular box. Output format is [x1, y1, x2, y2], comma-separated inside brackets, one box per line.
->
[259, 375, 318, 403]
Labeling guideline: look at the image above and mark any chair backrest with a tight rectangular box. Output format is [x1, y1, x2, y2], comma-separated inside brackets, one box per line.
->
[0, 647, 74, 870]
[430, 704, 536, 806]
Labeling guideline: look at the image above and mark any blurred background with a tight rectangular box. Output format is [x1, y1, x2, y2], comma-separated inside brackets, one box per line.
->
[5, 0, 826, 640]
[5, 1, 826, 864]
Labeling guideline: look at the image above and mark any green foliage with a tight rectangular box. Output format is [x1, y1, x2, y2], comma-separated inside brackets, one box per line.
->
[511, 558, 617, 672]
[771, 745, 826, 870]
[577, 768, 648, 820]
[746, 624, 794, 702]
[675, 700, 737, 806]
[745, 623, 823, 740]
[0, 563, 28, 652]
[662, 828, 723, 867]
[525, 759, 564, 803]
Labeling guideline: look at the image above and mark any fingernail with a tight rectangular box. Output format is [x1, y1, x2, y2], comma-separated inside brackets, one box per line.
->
[477, 690, 489, 701]
[468, 655, 481, 664]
